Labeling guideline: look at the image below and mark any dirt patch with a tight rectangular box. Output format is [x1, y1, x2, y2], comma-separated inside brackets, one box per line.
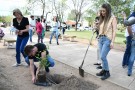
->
[49, 74, 100, 90]
[0, 41, 128, 90]
[0, 65, 17, 90]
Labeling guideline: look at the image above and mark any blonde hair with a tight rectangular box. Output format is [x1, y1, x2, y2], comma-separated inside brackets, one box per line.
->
[13, 8, 23, 16]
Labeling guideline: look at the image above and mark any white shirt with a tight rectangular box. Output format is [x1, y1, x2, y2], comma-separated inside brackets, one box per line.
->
[41, 22, 46, 28]
[125, 24, 135, 37]
[51, 21, 59, 32]
[29, 19, 36, 30]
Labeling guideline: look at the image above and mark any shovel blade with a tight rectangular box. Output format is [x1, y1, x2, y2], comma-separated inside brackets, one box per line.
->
[79, 67, 84, 77]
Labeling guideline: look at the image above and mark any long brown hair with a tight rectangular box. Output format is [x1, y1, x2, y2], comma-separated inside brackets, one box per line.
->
[99, 3, 112, 31]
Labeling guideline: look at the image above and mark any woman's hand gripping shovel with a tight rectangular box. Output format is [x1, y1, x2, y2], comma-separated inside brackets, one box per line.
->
[79, 30, 96, 77]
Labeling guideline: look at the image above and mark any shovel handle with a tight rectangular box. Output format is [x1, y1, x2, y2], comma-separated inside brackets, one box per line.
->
[80, 31, 95, 68]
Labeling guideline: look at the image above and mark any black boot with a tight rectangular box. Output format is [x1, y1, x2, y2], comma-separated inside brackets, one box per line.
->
[96, 70, 105, 76]
[57, 42, 59, 45]
[97, 65, 102, 69]
[49, 41, 51, 44]
[101, 71, 110, 80]
[45, 67, 50, 72]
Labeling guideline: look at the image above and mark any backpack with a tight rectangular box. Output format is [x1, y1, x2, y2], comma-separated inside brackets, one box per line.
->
[0, 28, 5, 38]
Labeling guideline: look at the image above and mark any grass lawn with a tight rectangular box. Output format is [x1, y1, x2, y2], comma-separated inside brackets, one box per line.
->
[65, 30, 126, 45]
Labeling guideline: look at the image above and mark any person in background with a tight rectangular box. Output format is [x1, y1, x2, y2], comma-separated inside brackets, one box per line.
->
[96, 3, 117, 80]
[0, 27, 5, 39]
[36, 18, 43, 43]
[122, 12, 133, 68]
[125, 11, 135, 76]
[12, 9, 29, 67]
[62, 22, 67, 35]
[49, 16, 59, 45]
[29, 15, 36, 43]
[93, 16, 102, 69]
[127, 24, 135, 76]
[41, 19, 46, 40]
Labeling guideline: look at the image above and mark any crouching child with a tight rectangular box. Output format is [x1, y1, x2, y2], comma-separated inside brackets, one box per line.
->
[24, 43, 55, 84]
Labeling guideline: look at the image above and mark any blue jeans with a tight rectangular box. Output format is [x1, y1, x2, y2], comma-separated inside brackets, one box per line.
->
[50, 31, 58, 42]
[122, 36, 132, 66]
[98, 36, 111, 71]
[128, 40, 135, 75]
[29, 29, 33, 42]
[37, 33, 43, 43]
[62, 28, 65, 35]
[16, 36, 29, 64]
[25, 55, 55, 67]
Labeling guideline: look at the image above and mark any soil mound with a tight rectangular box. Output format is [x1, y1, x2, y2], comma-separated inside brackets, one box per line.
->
[53, 75, 99, 90]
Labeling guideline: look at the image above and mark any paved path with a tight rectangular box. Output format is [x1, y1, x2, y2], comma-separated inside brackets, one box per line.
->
[2, 28, 135, 90]
[47, 38, 135, 90]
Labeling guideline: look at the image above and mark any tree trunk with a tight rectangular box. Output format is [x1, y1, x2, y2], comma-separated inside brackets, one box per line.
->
[75, 17, 78, 31]
[42, 3, 45, 16]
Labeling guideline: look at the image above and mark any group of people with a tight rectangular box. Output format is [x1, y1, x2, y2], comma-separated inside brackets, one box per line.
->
[11, 2, 135, 84]
[29, 15, 46, 43]
[12, 9, 55, 84]
[12, 8, 68, 84]
[93, 3, 135, 80]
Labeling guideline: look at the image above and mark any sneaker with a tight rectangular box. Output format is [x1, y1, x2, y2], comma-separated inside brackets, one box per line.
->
[101, 71, 110, 80]
[12, 63, 22, 67]
[122, 65, 127, 69]
[127, 70, 132, 76]
[97, 65, 102, 69]
[23, 63, 29, 67]
[94, 63, 101, 65]
[96, 70, 105, 76]
[128, 74, 131, 76]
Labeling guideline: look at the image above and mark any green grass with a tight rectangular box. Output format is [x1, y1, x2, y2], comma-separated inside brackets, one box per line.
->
[65, 30, 126, 45]
[115, 31, 125, 44]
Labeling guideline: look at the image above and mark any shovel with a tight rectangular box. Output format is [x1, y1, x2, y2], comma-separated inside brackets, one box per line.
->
[79, 31, 95, 77]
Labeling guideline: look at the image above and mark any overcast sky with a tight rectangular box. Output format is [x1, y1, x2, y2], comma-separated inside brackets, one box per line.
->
[0, 0, 27, 16]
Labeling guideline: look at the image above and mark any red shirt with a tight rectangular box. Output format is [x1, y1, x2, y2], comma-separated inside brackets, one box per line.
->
[36, 22, 43, 34]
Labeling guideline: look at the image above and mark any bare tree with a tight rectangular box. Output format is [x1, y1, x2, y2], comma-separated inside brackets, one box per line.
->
[71, 0, 89, 31]
[27, 0, 46, 16]
[50, 0, 68, 30]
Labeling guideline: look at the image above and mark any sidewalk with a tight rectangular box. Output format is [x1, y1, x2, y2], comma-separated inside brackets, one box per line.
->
[47, 38, 135, 90]
[3, 29, 135, 90]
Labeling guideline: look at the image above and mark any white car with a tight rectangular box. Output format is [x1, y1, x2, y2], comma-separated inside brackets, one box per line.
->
[78, 27, 84, 31]
[84, 27, 93, 30]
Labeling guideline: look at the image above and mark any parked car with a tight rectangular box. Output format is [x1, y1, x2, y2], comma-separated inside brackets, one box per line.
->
[78, 27, 84, 31]
[0, 22, 6, 27]
[84, 27, 93, 30]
